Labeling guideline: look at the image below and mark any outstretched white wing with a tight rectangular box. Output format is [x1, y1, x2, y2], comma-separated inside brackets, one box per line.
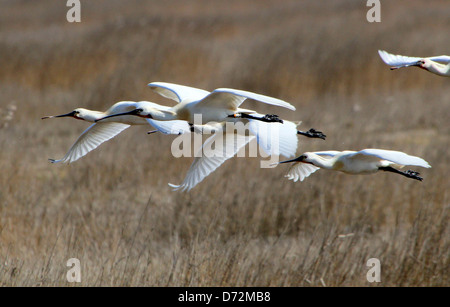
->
[248, 117, 298, 158]
[285, 163, 320, 182]
[312, 151, 342, 158]
[427, 55, 450, 63]
[350, 149, 431, 168]
[378, 50, 422, 68]
[169, 133, 255, 192]
[378, 50, 450, 68]
[198, 88, 296, 111]
[50, 122, 130, 164]
[147, 82, 211, 103]
[136, 101, 172, 111]
[146, 119, 191, 135]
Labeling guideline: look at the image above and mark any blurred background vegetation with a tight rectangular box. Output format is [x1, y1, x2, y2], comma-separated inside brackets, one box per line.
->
[0, 0, 448, 286]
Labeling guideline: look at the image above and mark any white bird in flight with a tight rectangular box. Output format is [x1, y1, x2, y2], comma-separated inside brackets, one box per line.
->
[92, 83, 326, 191]
[275, 149, 431, 182]
[96, 100, 316, 191]
[378, 50, 450, 77]
[168, 116, 302, 191]
[42, 101, 189, 163]
[97, 82, 326, 139]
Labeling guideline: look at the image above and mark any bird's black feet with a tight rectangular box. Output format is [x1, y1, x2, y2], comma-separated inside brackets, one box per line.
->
[261, 114, 283, 123]
[232, 113, 284, 123]
[298, 128, 326, 140]
[404, 170, 423, 181]
[379, 166, 424, 181]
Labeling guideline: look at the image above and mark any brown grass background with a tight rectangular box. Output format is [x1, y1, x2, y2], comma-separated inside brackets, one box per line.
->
[0, 0, 448, 286]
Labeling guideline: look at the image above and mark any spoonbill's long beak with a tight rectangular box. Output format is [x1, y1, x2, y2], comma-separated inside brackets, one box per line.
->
[270, 155, 306, 167]
[95, 109, 143, 122]
[279, 156, 306, 164]
[41, 110, 76, 119]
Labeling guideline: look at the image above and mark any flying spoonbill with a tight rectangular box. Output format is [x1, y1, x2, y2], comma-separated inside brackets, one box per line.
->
[378, 50, 450, 77]
[42, 101, 190, 163]
[97, 82, 326, 139]
[275, 149, 431, 182]
[168, 115, 302, 192]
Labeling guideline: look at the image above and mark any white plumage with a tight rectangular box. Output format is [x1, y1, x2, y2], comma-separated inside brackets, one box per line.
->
[378, 50, 450, 77]
[276, 149, 431, 182]
[169, 117, 301, 192]
[97, 82, 296, 125]
[42, 101, 188, 163]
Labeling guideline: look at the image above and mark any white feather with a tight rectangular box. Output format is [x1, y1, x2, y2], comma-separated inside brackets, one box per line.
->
[350, 149, 431, 168]
[378, 50, 450, 68]
[50, 122, 130, 164]
[146, 119, 191, 135]
[248, 117, 298, 158]
[203, 88, 296, 111]
[281, 148, 431, 182]
[148, 82, 211, 103]
[285, 163, 320, 182]
[169, 133, 255, 192]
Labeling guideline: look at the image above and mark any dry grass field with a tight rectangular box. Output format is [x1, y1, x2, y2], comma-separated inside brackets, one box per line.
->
[0, 0, 448, 287]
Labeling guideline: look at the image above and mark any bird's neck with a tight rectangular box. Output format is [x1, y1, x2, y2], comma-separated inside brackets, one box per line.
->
[427, 62, 450, 76]
[309, 155, 335, 170]
[83, 111, 105, 122]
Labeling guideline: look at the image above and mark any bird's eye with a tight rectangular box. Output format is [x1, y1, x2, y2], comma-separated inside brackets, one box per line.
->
[136, 108, 143, 113]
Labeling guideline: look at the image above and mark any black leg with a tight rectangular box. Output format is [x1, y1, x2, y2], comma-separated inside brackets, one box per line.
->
[379, 166, 423, 181]
[260, 114, 283, 123]
[297, 128, 326, 140]
[231, 113, 284, 123]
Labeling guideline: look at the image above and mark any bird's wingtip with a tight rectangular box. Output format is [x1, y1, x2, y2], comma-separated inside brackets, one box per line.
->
[284, 174, 296, 182]
[168, 183, 192, 192]
[168, 183, 183, 191]
[49, 158, 70, 164]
